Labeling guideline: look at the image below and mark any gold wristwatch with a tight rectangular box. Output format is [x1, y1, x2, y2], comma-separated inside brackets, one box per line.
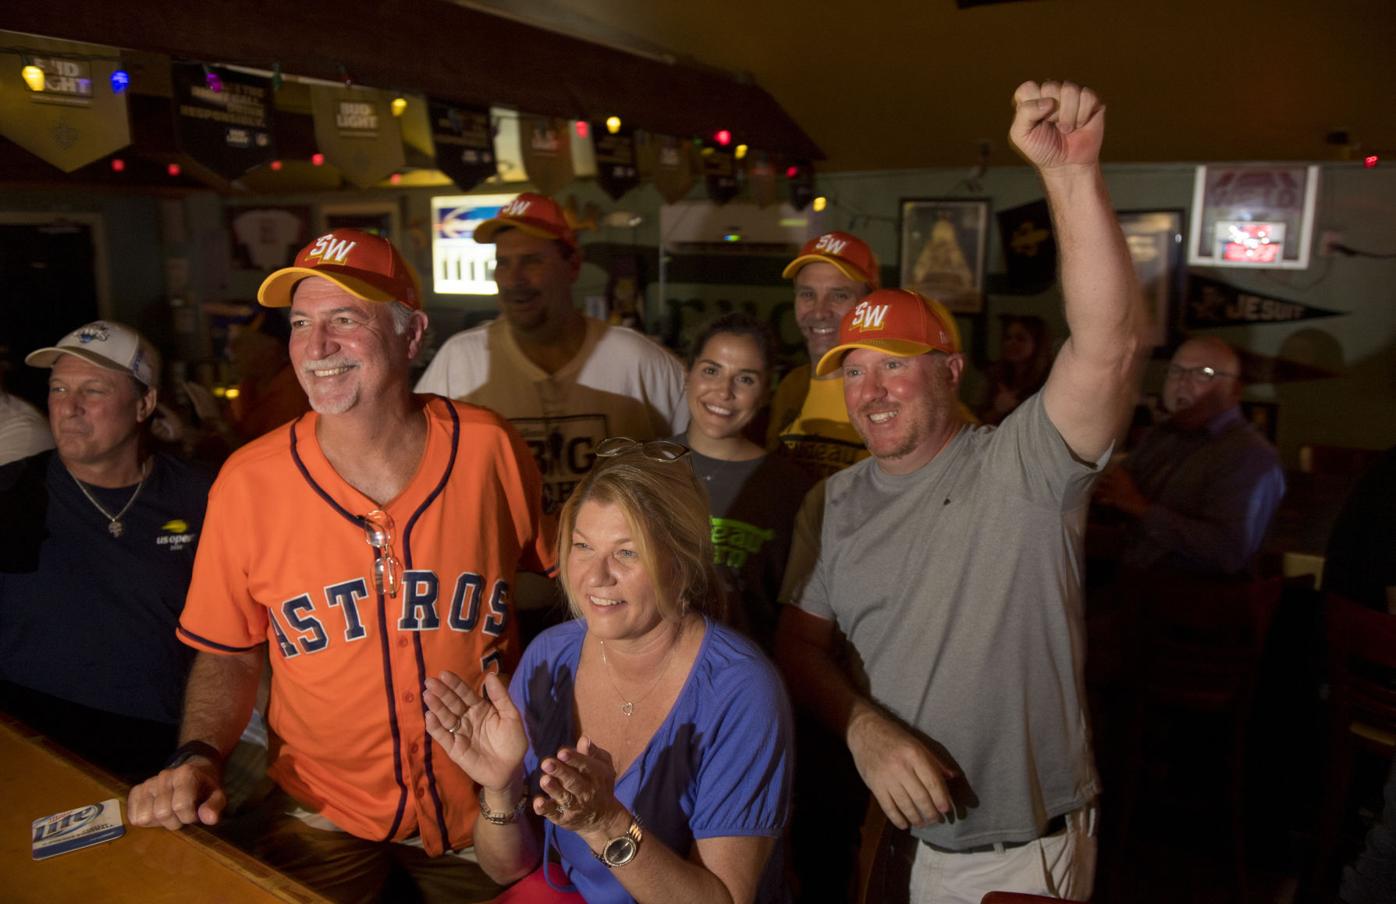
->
[595, 816, 644, 868]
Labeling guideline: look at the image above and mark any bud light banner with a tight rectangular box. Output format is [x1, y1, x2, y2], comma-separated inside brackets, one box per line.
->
[310, 85, 404, 187]
[518, 114, 574, 196]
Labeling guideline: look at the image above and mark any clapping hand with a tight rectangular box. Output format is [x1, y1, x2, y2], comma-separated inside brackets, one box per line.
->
[534, 736, 628, 836]
[424, 670, 527, 792]
[1009, 80, 1105, 172]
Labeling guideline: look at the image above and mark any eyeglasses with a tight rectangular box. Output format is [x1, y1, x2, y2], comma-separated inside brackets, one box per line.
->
[1165, 364, 1237, 384]
[360, 509, 401, 598]
[594, 437, 691, 463]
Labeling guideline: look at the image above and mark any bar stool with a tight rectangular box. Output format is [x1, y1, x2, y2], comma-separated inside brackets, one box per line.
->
[1115, 574, 1284, 902]
[1307, 594, 1396, 900]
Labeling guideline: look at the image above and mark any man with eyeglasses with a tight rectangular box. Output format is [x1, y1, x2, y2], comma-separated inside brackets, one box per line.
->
[1096, 335, 1285, 575]
[126, 229, 556, 903]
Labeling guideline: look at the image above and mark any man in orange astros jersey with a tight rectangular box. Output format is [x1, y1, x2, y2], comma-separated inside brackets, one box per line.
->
[126, 229, 556, 903]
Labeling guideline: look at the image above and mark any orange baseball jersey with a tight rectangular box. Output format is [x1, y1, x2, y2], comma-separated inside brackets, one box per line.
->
[177, 397, 556, 855]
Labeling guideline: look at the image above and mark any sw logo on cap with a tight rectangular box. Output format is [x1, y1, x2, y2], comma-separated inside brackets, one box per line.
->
[501, 198, 532, 218]
[306, 234, 357, 265]
[815, 233, 848, 256]
[850, 301, 890, 332]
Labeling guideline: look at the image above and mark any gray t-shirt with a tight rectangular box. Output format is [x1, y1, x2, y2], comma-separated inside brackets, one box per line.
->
[796, 392, 1104, 849]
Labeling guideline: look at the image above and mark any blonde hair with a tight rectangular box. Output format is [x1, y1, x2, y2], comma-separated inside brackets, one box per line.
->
[557, 446, 723, 622]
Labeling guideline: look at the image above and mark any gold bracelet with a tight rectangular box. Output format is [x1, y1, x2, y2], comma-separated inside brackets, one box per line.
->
[476, 787, 528, 825]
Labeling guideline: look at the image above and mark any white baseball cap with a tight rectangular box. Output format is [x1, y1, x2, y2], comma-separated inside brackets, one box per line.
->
[25, 320, 160, 388]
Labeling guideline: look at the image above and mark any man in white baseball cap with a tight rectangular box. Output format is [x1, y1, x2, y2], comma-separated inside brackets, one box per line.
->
[0, 320, 212, 783]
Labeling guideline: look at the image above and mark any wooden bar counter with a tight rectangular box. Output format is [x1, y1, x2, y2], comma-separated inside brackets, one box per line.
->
[0, 718, 328, 903]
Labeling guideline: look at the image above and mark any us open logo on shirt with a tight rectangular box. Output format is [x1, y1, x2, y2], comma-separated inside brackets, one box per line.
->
[815, 233, 848, 256]
[156, 519, 197, 550]
[306, 234, 357, 265]
[850, 301, 890, 333]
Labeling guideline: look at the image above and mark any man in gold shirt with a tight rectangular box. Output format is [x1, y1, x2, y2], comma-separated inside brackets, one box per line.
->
[768, 231, 880, 478]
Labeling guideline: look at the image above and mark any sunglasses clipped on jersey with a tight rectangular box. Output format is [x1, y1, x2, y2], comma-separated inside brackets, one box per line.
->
[354, 438, 689, 598]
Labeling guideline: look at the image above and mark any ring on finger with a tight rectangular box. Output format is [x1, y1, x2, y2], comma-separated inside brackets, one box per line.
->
[448, 717, 462, 735]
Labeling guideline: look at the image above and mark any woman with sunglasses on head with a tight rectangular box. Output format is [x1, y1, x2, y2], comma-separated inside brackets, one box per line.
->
[424, 440, 794, 904]
[673, 313, 817, 651]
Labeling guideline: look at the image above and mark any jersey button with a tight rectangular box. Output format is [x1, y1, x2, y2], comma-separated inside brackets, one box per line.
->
[402, 691, 415, 703]
[415, 786, 426, 799]
[398, 637, 409, 647]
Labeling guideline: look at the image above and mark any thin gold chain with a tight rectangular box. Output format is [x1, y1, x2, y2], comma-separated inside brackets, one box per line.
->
[597, 628, 681, 718]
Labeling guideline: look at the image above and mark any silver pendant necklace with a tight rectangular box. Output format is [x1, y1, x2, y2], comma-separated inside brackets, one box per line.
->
[68, 459, 150, 538]
[598, 631, 680, 717]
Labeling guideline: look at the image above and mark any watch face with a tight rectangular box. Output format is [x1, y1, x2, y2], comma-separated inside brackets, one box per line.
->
[603, 834, 639, 867]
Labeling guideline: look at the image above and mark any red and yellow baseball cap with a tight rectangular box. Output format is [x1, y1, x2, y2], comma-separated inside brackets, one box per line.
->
[782, 231, 880, 289]
[815, 288, 961, 376]
[257, 229, 421, 311]
[472, 192, 577, 251]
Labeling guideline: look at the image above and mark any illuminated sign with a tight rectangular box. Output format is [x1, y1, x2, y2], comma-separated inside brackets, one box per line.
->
[430, 193, 518, 295]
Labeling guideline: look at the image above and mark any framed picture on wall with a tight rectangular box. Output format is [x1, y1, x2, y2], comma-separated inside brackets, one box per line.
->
[1117, 209, 1185, 351]
[227, 205, 311, 271]
[319, 202, 401, 245]
[1187, 164, 1319, 270]
[899, 198, 989, 314]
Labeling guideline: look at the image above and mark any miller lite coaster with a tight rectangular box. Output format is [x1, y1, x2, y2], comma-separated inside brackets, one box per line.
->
[32, 798, 125, 860]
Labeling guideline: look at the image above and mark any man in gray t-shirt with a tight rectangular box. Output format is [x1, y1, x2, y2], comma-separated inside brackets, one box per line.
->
[774, 80, 1144, 904]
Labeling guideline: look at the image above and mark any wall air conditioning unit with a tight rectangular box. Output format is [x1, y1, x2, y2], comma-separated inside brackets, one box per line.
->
[660, 201, 820, 254]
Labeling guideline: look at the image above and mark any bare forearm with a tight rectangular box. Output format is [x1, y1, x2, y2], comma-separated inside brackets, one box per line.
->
[473, 780, 543, 883]
[774, 619, 869, 740]
[577, 810, 756, 904]
[178, 650, 262, 755]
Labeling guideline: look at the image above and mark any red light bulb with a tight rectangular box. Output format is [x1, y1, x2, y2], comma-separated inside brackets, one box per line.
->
[785, 165, 799, 179]
[1364, 154, 1379, 168]
[270, 159, 283, 171]
[110, 158, 125, 173]
[167, 162, 181, 177]
[389, 172, 402, 185]
[714, 129, 732, 147]
[574, 121, 590, 139]
[311, 153, 325, 167]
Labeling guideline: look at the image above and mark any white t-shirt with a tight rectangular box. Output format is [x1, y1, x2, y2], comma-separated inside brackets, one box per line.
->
[0, 392, 54, 466]
[416, 316, 688, 513]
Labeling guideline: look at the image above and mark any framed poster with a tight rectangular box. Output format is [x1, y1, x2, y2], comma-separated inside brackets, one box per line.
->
[319, 203, 400, 245]
[899, 198, 989, 313]
[1187, 164, 1318, 270]
[1118, 209, 1185, 350]
[227, 205, 311, 271]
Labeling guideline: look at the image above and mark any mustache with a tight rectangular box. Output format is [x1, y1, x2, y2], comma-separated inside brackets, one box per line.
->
[300, 356, 357, 373]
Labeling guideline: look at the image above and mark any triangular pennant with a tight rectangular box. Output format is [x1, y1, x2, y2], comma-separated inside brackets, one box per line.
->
[702, 147, 739, 204]
[995, 199, 1056, 295]
[170, 64, 276, 182]
[309, 85, 404, 188]
[593, 124, 639, 200]
[787, 160, 816, 212]
[519, 114, 574, 195]
[428, 100, 496, 191]
[651, 135, 695, 204]
[1185, 274, 1345, 328]
[0, 39, 130, 172]
[746, 151, 778, 208]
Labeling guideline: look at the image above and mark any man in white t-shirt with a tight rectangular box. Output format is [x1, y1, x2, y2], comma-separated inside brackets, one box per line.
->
[0, 376, 54, 466]
[416, 192, 686, 514]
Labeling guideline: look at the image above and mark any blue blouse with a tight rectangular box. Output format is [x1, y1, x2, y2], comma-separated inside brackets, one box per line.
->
[510, 617, 793, 903]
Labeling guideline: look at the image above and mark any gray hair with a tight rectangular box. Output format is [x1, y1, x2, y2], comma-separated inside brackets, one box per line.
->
[388, 301, 415, 335]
